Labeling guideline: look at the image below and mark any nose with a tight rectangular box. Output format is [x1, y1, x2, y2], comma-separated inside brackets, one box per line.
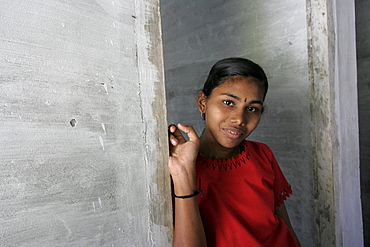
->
[229, 109, 246, 126]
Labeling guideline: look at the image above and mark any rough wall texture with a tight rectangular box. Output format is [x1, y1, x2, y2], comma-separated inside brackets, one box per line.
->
[307, 0, 362, 245]
[161, 0, 315, 246]
[306, 0, 337, 245]
[356, 0, 370, 245]
[0, 0, 171, 246]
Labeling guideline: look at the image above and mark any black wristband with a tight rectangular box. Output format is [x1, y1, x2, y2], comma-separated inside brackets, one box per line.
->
[173, 189, 202, 199]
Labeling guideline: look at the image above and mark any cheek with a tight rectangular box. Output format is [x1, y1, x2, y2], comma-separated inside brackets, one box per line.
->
[246, 113, 260, 122]
[251, 115, 261, 125]
[207, 104, 224, 116]
[206, 107, 229, 125]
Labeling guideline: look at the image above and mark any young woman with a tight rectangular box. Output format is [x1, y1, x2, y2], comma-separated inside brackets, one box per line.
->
[168, 57, 300, 247]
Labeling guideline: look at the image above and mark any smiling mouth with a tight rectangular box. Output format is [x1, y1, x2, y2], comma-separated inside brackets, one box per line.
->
[223, 128, 244, 139]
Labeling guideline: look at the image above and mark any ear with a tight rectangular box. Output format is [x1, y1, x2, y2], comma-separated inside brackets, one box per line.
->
[197, 91, 207, 114]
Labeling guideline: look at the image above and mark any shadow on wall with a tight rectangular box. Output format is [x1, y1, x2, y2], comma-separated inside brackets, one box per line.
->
[356, 0, 370, 245]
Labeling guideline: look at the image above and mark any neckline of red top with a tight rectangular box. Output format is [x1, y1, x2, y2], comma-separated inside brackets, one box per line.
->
[196, 140, 250, 171]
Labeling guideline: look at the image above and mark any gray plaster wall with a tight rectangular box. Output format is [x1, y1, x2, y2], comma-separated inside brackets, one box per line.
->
[161, 0, 315, 246]
[356, 0, 370, 245]
[0, 0, 171, 246]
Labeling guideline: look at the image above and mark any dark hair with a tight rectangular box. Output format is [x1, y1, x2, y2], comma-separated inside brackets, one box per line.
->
[202, 57, 268, 99]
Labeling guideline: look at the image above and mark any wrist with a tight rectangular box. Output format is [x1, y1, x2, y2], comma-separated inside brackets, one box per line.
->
[172, 175, 196, 196]
[173, 189, 202, 199]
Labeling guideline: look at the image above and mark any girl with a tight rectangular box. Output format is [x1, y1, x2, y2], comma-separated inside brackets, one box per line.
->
[168, 57, 300, 247]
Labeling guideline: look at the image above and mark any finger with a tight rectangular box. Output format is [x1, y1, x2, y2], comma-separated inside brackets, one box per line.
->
[168, 124, 177, 133]
[177, 123, 199, 144]
[168, 124, 186, 146]
[169, 132, 178, 146]
[169, 124, 186, 143]
[168, 125, 177, 146]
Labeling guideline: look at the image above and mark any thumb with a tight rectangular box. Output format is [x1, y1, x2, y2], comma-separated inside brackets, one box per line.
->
[177, 123, 199, 144]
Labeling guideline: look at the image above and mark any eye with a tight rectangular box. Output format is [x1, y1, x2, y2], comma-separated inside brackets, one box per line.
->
[246, 106, 260, 113]
[223, 100, 234, 106]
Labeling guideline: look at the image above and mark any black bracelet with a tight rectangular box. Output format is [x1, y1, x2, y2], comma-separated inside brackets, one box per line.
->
[173, 189, 202, 199]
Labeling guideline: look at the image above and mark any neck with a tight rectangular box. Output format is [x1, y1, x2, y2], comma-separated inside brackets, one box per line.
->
[199, 135, 241, 160]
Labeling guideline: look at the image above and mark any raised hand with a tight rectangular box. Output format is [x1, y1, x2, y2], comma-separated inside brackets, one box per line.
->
[168, 123, 200, 178]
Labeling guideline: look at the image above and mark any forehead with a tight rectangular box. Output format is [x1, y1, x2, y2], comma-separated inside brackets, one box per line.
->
[214, 77, 264, 97]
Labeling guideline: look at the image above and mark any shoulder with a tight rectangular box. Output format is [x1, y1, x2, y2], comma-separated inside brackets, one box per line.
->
[244, 140, 273, 153]
[243, 140, 276, 161]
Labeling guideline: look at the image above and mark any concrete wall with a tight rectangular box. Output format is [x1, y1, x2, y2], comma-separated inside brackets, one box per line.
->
[161, 0, 315, 245]
[0, 0, 171, 246]
[307, 0, 362, 245]
[356, 0, 370, 245]
[161, 0, 363, 246]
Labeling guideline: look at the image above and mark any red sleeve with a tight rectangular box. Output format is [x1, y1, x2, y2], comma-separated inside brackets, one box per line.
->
[269, 148, 292, 207]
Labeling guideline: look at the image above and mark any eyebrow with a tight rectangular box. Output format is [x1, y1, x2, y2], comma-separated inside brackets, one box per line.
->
[220, 93, 263, 105]
[249, 100, 264, 105]
[221, 93, 241, 100]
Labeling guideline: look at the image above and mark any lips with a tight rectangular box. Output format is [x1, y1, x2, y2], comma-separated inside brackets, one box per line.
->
[223, 128, 244, 139]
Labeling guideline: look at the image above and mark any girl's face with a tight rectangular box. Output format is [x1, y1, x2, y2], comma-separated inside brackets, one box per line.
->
[197, 76, 264, 150]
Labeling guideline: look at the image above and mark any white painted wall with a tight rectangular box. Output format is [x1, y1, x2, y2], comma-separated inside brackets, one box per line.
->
[0, 0, 171, 246]
[332, 1, 362, 245]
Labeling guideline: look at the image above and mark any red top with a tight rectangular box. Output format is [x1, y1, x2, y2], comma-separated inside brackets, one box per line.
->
[196, 140, 297, 247]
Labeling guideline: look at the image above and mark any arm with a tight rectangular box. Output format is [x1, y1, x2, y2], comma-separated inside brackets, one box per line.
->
[168, 124, 207, 247]
[275, 204, 301, 247]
